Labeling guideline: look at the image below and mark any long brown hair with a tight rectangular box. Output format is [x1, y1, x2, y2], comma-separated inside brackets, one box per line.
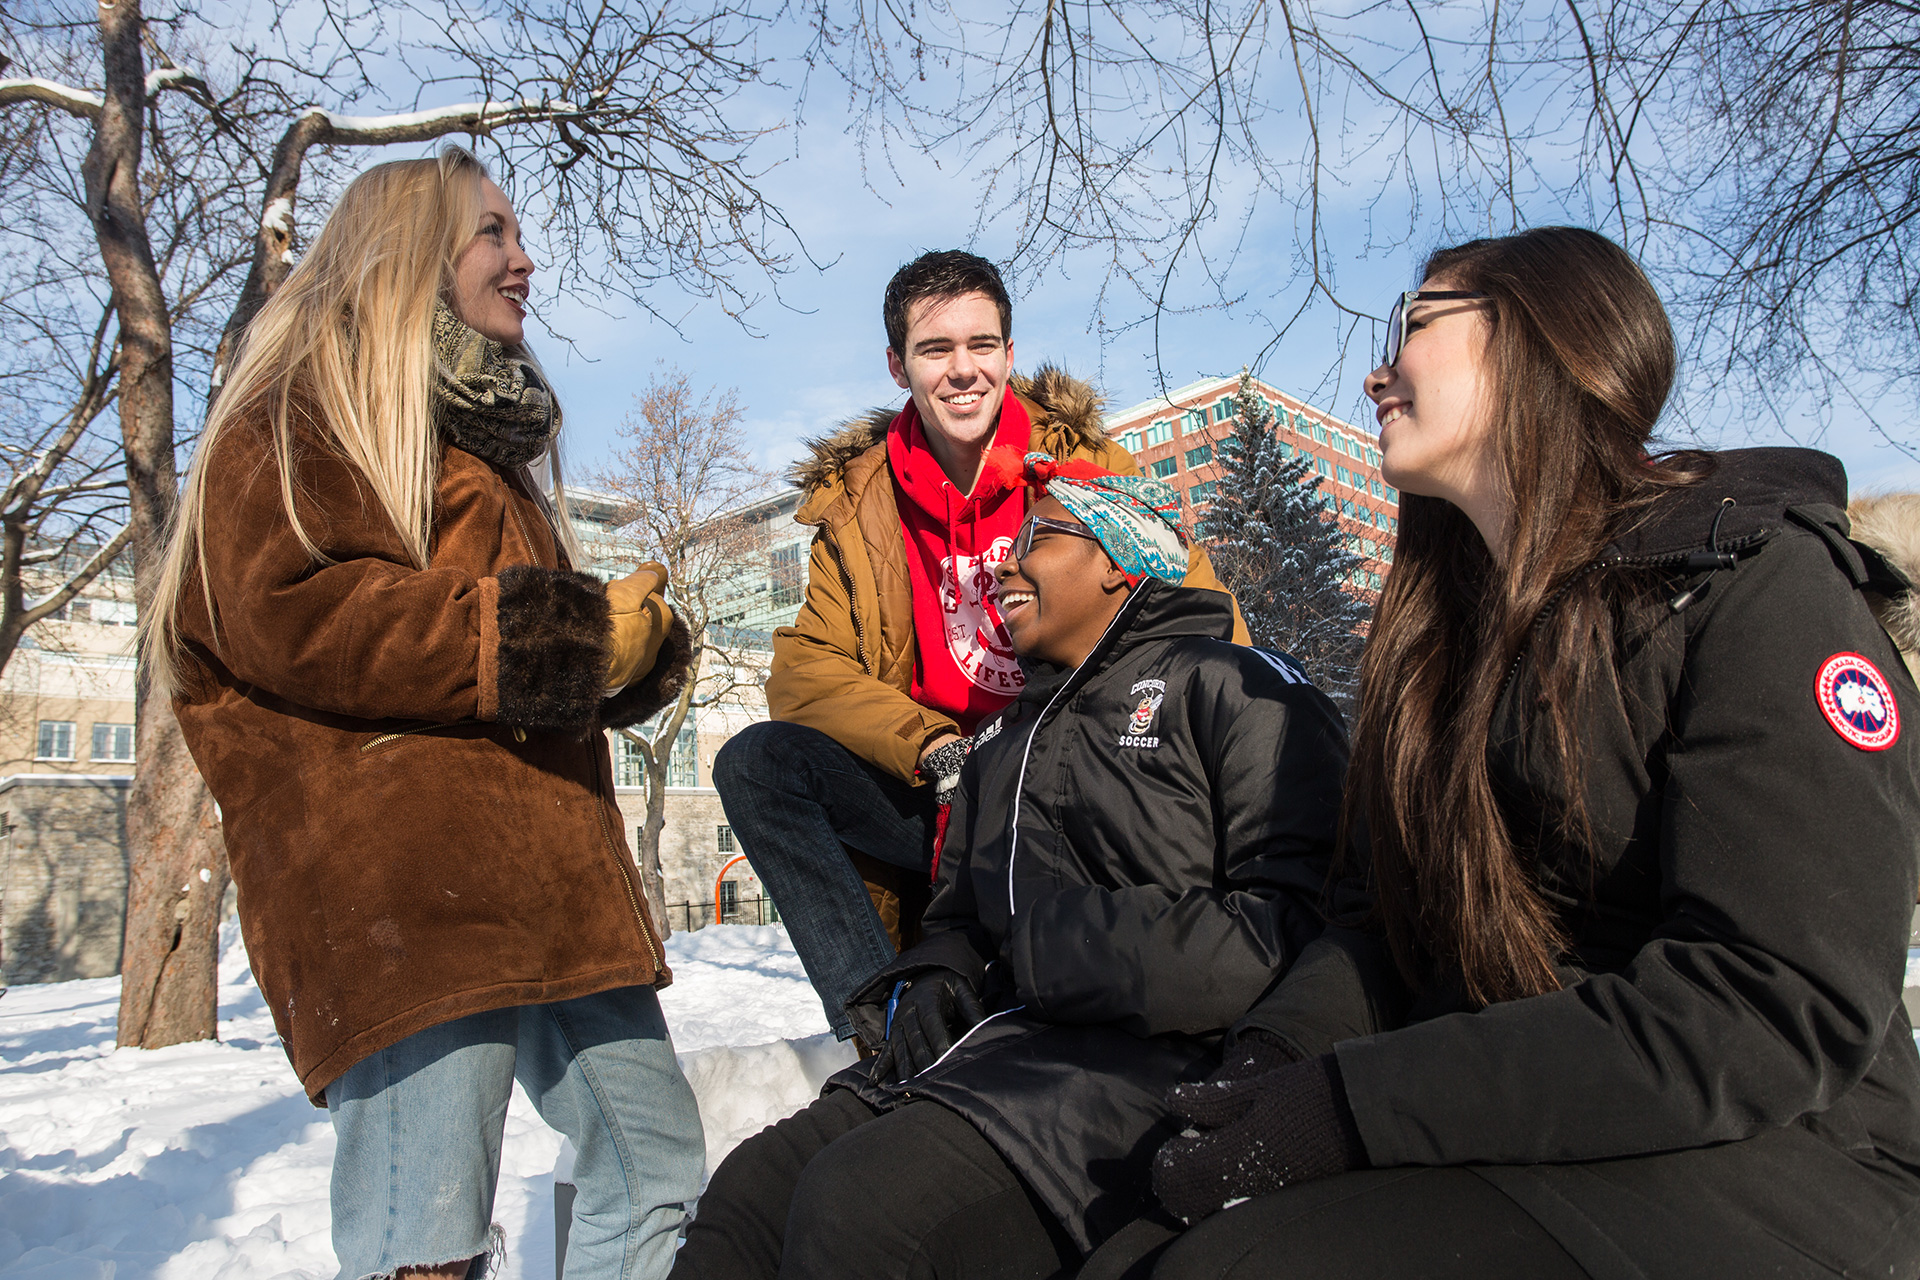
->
[1349, 226, 1707, 1006]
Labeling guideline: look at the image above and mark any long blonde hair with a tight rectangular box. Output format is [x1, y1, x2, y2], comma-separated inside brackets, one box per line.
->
[145, 146, 581, 698]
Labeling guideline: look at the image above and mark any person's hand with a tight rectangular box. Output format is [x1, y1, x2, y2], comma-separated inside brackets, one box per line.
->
[1151, 1053, 1366, 1223]
[916, 734, 971, 804]
[605, 562, 672, 690]
[1209, 1028, 1301, 1084]
[868, 969, 988, 1085]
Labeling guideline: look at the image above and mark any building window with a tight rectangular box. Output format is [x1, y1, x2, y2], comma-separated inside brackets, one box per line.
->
[91, 723, 134, 762]
[1316, 458, 1331, 477]
[770, 543, 805, 608]
[1188, 480, 1218, 503]
[1121, 430, 1143, 452]
[36, 720, 75, 761]
[720, 879, 740, 919]
[1144, 421, 1174, 446]
[718, 824, 736, 853]
[1149, 457, 1179, 479]
[1371, 479, 1384, 498]
[93, 600, 137, 626]
[1336, 465, 1351, 486]
[1184, 443, 1213, 469]
[668, 723, 698, 788]
[1385, 485, 1399, 503]
[1212, 401, 1233, 422]
[614, 732, 647, 788]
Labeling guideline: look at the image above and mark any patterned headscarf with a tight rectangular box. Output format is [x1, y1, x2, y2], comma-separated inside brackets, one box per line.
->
[979, 447, 1189, 583]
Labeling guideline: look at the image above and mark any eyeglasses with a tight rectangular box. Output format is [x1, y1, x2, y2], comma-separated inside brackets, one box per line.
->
[1012, 515, 1100, 560]
[1382, 290, 1491, 368]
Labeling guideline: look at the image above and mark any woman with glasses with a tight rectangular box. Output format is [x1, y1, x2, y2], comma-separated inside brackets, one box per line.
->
[1135, 226, 1920, 1279]
[670, 454, 1350, 1280]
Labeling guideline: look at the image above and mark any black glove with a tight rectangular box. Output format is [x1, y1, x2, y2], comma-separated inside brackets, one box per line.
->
[1210, 1028, 1301, 1084]
[1151, 1053, 1367, 1223]
[868, 968, 987, 1086]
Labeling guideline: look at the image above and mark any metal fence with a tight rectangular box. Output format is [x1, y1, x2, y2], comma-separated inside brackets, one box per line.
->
[662, 895, 781, 933]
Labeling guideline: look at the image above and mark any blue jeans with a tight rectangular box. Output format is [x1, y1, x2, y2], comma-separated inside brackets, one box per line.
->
[326, 985, 704, 1280]
[712, 721, 932, 1039]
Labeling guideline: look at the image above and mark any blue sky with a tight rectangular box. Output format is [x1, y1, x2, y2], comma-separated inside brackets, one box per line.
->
[488, 42, 1920, 498]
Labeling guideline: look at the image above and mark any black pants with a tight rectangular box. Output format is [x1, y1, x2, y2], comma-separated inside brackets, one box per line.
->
[712, 721, 933, 1039]
[1132, 1169, 1589, 1280]
[670, 1089, 1079, 1280]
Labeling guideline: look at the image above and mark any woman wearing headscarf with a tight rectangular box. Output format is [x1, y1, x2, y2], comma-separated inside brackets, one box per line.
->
[144, 148, 704, 1280]
[670, 451, 1350, 1279]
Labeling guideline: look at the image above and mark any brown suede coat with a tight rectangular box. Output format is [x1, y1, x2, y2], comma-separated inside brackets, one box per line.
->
[173, 412, 691, 1103]
[768, 365, 1248, 784]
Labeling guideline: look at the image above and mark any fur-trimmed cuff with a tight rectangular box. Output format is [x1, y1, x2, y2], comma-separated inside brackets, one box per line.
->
[493, 564, 612, 732]
[600, 611, 694, 730]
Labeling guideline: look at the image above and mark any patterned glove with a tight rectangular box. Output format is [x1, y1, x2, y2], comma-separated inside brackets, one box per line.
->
[1151, 1053, 1367, 1224]
[868, 968, 988, 1085]
[917, 736, 972, 804]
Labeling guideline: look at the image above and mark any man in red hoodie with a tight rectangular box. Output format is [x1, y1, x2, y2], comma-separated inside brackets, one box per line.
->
[713, 251, 1246, 1045]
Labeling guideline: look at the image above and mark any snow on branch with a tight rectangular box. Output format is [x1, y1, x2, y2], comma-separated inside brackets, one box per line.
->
[302, 99, 584, 146]
[0, 67, 208, 120]
[0, 77, 105, 119]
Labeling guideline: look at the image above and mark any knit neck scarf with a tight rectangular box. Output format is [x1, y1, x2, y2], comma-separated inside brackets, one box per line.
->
[431, 301, 560, 469]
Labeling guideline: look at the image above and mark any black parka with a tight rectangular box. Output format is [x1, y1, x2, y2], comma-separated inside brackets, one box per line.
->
[834, 580, 1348, 1254]
[1241, 448, 1920, 1278]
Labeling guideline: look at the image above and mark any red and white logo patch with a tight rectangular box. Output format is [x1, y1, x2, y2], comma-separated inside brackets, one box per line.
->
[1815, 652, 1900, 751]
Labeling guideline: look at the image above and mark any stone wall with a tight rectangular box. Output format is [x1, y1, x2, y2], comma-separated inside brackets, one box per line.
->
[0, 774, 130, 985]
[615, 785, 771, 935]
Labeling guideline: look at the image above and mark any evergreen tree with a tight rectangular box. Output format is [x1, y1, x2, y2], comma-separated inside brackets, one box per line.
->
[1203, 370, 1370, 711]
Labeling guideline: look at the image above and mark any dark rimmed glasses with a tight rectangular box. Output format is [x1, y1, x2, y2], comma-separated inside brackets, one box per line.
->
[1012, 515, 1100, 560]
[1382, 290, 1491, 368]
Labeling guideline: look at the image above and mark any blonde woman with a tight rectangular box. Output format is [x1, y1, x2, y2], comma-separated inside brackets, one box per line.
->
[146, 148, 703, 1280]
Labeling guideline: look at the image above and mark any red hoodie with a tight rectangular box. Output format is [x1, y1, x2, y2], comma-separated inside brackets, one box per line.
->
[887, 390, 1033, 734]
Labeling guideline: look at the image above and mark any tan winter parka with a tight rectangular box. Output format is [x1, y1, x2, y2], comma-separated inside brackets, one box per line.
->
[768, 366, 1248, 782]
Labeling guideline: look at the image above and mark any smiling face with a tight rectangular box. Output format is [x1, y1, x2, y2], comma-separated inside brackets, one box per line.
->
[448, 178, 534, 345]
[994, 495, 1131, 668]
[886, 291, 1014, 487]
[1366, 279, 1509, 553]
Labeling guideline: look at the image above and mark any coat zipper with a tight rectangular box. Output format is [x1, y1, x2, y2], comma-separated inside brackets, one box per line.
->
[362, 724, 435, 752]
[1003, 592, 1147, 918]
[1495, 533, 1768, 706]
[833, 533, 873, 675]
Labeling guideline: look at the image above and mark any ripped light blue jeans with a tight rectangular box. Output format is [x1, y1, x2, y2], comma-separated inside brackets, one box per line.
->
[325, 985, 704, 1280]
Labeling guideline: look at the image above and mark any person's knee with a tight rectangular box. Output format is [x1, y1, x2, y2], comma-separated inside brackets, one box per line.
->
[714, 720, 837, 793]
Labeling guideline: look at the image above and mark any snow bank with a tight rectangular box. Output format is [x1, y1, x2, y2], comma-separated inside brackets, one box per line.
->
[0, 920, 848, 1279]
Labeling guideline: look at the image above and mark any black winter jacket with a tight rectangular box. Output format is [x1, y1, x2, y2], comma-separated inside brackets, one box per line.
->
[1242, 448, 1920, 1277]
[834, 580, 1348, 1254]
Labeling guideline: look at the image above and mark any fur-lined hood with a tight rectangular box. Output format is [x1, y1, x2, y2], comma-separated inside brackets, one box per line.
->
[1849, 492, 1920, 666]
[791, 364, 1109, 498]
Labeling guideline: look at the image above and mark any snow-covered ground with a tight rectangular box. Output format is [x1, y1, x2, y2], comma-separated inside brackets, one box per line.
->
[0, 922, 851, 1279]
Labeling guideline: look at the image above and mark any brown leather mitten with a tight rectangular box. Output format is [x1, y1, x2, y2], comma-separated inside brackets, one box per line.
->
[605, 562, 673, 691]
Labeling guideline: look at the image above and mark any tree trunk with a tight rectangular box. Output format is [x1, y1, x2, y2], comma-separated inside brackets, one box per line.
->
[117, 704, 228, 1046]
[83, 0, 231, 1049]
[639, 759, 672, 940]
